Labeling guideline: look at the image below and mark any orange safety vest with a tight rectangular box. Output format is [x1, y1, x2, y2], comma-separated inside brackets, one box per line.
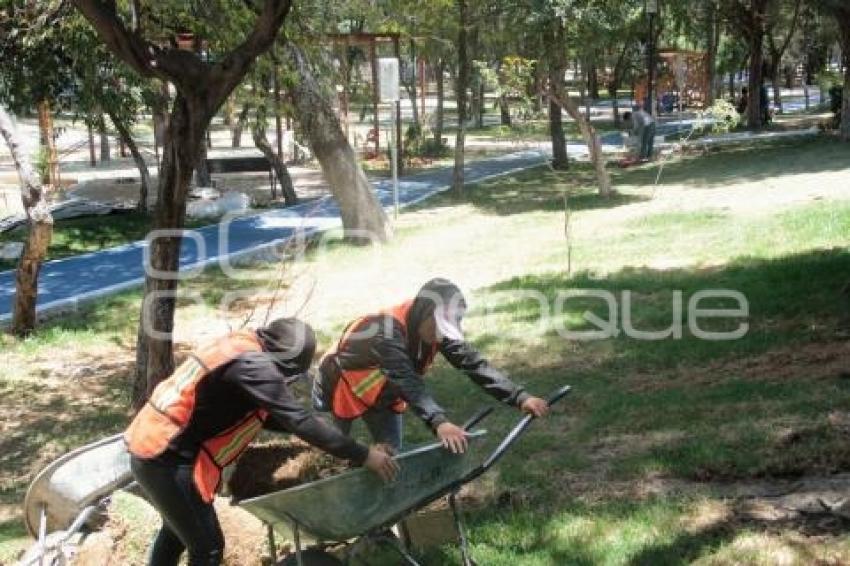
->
[328, 300, 438, 419]
[125, 330, 267, 502]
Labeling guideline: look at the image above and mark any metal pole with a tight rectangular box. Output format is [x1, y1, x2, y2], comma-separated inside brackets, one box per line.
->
[370, 39, 380, 156]
[391, 103, 400, 219]
[393, 35, 403, 175]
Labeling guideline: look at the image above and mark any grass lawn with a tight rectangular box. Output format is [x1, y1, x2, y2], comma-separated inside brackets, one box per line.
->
[2, 135, 850, 564]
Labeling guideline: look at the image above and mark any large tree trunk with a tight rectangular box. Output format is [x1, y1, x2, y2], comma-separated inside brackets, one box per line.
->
[106, 108, 151, 212]
[434, 59, 446, 145]
[285, 44, 390, 241]
[252, 110, 297, 206]
[71, 0, 295, 403]
[548, 19, 569, 170]
[452, 0, 469, 197]
[0, 106, 54, 337]
[547, 91, 613, 197]
[133, 96, 204, 406]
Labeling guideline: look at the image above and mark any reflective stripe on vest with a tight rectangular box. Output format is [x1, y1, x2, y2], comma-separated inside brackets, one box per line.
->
[193, 409, 267, 503]
[329, 300, 437, 419]
[124, 330, 265, 502]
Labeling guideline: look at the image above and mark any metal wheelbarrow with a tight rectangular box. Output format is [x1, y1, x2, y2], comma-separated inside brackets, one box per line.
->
[237, 384, 572, 566]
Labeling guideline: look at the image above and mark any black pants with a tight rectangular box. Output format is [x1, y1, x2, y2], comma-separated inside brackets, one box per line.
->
[130, 456, 224, 566]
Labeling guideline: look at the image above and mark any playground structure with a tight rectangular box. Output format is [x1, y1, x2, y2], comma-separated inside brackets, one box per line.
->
[635, 49, 711, 112]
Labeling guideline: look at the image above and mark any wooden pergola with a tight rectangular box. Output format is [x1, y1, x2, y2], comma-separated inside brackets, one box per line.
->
[636, 49, 710, 110]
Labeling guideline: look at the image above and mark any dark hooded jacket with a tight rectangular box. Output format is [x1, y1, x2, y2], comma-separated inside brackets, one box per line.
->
[317, 279, 529, 429]
[154, 318, 368, 465]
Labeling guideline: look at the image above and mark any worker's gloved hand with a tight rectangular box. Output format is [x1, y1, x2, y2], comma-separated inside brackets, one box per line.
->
[521, 396, 550, 418]
[436, 422, 468, 454]
[364, 445, 400, 482]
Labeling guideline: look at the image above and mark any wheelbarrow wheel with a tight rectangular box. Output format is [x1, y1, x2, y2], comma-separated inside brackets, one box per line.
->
[277, 548, 343, 566]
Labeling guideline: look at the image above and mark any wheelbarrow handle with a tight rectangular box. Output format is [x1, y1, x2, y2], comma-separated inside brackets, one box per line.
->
[462, 406, 495, 431]
[477, 384, 572, 475]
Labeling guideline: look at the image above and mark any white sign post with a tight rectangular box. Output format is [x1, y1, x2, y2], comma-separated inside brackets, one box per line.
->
[378, 57, 401, 218]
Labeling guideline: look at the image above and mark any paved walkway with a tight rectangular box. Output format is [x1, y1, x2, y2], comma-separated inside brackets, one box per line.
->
[0, 125, 820, 323]
[0, 147, 574, 322]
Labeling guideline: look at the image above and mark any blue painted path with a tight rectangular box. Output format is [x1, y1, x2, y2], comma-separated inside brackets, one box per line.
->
[0, 149, 567, 322]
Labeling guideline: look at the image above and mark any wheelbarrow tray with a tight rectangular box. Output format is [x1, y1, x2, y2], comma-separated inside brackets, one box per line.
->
[238, 430, 488, 542]
[23, 433, 132, 537]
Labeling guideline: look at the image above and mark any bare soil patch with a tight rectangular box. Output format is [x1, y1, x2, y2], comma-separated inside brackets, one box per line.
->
[228, 439, 353, 501]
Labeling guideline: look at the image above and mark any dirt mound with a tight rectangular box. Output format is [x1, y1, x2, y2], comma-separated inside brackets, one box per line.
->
[228, 439, 352, 501]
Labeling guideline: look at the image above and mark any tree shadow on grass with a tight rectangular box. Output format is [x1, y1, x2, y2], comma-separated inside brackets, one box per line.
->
[482, 247, 850, 371]
[417, 164, 648, 217]
[616, 136, 848, 190]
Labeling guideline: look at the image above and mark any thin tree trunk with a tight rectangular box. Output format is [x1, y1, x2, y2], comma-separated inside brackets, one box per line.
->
[587, 54, 599, 100]
[195, 141, 211, 187]
[547, 90, 613, 197]
[232, 104, 250, 147]
[284, 44, 390, 241]
[610, 42, 630, 127]
[841, 41, 850, 141]
[836, 9, 850, 141]
[407, 39, 420, 128]
[0, 106, 54, 337]
[99, 114, 111, 162]
[747, 11, 766, 130]
[252, 112, 297, 206]
[87, 121, 97, 167]
[434, 59, 446, 145]
[548, 20, 569, 170]
[37, 100, 59, 188]
[106, 108, 151, 212]
[706, 1, 718, 106]
[771, 63, 783, 112]
[499, 94, 511, 126]
[452, 0, 469, 197]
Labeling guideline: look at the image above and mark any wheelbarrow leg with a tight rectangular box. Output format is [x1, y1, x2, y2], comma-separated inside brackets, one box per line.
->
[266, 523, 277, 563]
[293, 521, 303, 566]
[382, 534, 421, 566]
[449, 492, 477, 566]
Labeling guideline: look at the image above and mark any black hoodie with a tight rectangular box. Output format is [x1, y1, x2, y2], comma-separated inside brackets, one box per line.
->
[317, 279, 529, 429]
[155, 318, 368, 465]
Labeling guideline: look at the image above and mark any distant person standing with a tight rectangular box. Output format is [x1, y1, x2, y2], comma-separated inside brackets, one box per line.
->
[623, 106, 656, 161]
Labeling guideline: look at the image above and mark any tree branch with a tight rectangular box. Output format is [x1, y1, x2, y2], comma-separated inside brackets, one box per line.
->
[208, 0, 293, 104]
[71, 0, 206, 86]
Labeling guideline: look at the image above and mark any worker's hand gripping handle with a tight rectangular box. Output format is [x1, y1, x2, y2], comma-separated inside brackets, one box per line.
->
[458, 385, 571, 482]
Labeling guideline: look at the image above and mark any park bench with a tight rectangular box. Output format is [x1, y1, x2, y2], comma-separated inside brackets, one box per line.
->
[204, 156, 283, 197]
[205, 156, 271, 175]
